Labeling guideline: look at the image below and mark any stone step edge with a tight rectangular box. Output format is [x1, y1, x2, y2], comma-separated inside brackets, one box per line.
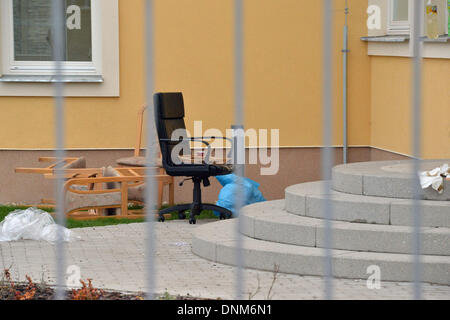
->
[284, 181, 450, 228]
[192, 220, 450, 285]
[240, 200, 450, 256]
[331, 160, 450, 201]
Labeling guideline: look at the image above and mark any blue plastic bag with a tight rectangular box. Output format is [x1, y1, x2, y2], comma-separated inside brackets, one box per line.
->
[214, 174, 266, 216]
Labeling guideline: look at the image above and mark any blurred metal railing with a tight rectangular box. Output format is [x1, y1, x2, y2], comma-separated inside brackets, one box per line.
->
[322, 0, 335, 300]
[410, 0, 424, 300]
[52, 0, 67, 301]
[144, 0, 158, 301]
[233, 0, 245, 300]
[49, 0, 425, 300]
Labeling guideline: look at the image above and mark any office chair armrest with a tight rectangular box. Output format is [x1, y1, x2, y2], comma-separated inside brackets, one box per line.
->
[189, 139, 211, 164]
[190, 136, 233, 144]
[160, 138, 212, 164]
[189, 136, 233, 160]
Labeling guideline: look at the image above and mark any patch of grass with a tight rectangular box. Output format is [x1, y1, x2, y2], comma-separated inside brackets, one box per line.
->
[0, 206, 53, 223]
[0, 204, 219, 229]
[66, 217, 147, 229]
[161, 205, 218, 221]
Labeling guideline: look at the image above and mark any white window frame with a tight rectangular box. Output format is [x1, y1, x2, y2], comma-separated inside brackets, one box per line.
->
[1, 0, 102, 76]
[0, 0, 119, 97]
[387, 0, 411, 35]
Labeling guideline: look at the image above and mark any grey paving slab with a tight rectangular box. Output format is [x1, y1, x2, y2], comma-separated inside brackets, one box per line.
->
[332, 169, 363, 195]
[391, 200, 450, 227]
[284, 184, 307, 215]
[333, 251, 450, 285]
[1, 220, 449, 300]
[246, 200, 317, 248]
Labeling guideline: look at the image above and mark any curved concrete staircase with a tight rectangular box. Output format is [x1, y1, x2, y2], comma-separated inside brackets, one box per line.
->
[192, 160, 450, 285]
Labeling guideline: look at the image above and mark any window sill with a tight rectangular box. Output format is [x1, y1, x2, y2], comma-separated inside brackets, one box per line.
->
[360, 35, 450, 59]
[0, 75, 104, 83]
[361, 35, 449, 43]
[361, 35, 409, 42]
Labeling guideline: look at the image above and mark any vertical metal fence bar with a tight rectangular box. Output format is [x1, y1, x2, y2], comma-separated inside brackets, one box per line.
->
[322, 0, 334, 300]
[234, 0, 245, 300]
[145, 0, 158, 301]
[342, 0, 349, 164]
[410, 0, 423, 300]
[52, 0, 66, 301]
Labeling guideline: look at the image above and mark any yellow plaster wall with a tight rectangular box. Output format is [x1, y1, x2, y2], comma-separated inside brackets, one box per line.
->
[370, 57, 450, 159]
[0, 0, 403, 156]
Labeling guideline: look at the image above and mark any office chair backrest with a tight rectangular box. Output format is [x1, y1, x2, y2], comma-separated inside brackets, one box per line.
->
[154, 92, 190, 167]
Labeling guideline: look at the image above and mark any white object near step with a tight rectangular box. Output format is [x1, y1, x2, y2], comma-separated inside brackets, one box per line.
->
[420, 163, 449, 194]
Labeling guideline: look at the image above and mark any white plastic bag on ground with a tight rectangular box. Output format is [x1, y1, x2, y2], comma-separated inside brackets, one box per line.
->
[419, 163, 449, 194]
[0, 207, 80, 242]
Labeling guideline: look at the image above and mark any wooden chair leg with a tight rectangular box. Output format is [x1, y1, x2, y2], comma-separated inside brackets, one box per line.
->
[121, 181, 129, 216]
[169, 178, 175, 206]
[158, 181, 164, 209]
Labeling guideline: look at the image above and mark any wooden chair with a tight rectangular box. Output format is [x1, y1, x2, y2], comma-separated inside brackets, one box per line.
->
[15, 158, 172, 219]
[15, 156, 87, 174]
[63, 167, 173, 220]
[15, 156, 89, 206]
[116, 106, 175, 208]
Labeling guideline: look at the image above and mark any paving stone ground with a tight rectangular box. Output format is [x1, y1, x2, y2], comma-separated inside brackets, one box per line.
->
[1, 220, 449, 300]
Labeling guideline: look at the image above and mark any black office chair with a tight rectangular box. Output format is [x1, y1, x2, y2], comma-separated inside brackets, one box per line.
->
[154, 92, 234, 224]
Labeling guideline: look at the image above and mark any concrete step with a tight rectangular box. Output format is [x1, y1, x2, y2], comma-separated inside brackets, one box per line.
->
[192, 220, 450, 285]
[332, 160, 450, 201]
[285, 181, 450, 228]
[241, 200, 450, 255]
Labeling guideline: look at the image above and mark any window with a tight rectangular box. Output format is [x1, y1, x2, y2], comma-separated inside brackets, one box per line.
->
[387, 0, 410, 34]
[364, 0, 449, 59]
[0, 0, 120, 97]
[13, 0, 92, 62]
[1, 0, 101, 77]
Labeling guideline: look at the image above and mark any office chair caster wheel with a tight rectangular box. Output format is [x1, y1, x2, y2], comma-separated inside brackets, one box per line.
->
[158, 215, 165, 222]
[178, 211, 187, 220]
[189, 218, 196, 225]
[220, 213, 232, 220]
